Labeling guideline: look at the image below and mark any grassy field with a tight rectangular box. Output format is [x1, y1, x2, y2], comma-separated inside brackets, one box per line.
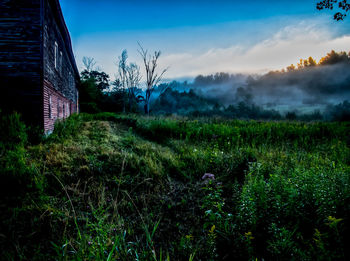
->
[1, 112, 350, 260]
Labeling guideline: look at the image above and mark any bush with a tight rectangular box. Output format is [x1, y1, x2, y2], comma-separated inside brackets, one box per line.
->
[47, 113, 87, 142]
[0, 111, 27, 151]
[0, 112, 43, 199]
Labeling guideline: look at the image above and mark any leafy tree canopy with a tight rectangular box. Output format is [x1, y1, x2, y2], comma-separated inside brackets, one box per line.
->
[81, 70, 110, 92]
[317, 0, 350, 20]
[319, 50, 350, 65]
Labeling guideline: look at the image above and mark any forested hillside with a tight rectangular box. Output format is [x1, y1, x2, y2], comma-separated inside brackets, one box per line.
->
[79, 50, 350, 121]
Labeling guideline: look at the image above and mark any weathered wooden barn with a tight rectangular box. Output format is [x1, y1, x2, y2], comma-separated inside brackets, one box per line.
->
[0, 0, 79, 133]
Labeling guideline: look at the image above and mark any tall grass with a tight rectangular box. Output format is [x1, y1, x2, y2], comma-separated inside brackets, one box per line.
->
[1, 112, 349, 260]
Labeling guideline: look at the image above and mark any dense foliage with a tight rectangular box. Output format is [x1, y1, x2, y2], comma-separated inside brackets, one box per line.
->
[1, 112, 349, 260]
[317, 0, 350, 21]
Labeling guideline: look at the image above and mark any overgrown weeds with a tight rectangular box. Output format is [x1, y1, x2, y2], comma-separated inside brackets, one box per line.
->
[0, 112, 349, 260]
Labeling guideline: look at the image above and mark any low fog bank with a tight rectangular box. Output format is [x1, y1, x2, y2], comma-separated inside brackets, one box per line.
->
[190, 62, 350, 109]
[152, 51, 350, 121]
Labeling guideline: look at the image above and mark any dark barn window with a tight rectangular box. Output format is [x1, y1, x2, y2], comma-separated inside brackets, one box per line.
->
[57, 99, 60, 118]
[49, 95, 52, 119]
[63, 101, 65, 117]
[54, 41, 58, 69]
[59, 51, 63, 73]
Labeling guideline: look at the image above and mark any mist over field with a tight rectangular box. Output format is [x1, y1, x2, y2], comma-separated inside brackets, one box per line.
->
[150, 51, 350, 119]
[186, 63, 350, 108]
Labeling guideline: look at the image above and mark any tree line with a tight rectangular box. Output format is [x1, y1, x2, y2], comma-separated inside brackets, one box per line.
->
[78, 49, 350, 121]
[78, 44, 168, 115]
[283, 50, 350, 72]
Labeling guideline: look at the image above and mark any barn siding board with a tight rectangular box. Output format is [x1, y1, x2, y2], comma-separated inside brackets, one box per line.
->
[43, 80, 77, 132]
[0, 0, 43, 125]
[0, 0, 79, 133]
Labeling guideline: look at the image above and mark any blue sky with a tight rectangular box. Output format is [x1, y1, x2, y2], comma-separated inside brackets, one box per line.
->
[60, 0, 350, 80]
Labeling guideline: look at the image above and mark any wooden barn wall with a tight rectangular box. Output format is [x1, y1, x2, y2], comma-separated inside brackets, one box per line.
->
[0, 0, 43, 125]
[43, 80, 77, 133]
[43, 0, 78, 104]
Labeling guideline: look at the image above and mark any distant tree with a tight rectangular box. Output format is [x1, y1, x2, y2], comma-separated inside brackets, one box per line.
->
[286, 64, 296, 72]
[305, 57, 317, 67]
[317, 0, 350, 20]
[79, 57, 111, 112]
[81, 70, 110, 92]
[102, 79, 124, 112]
[152, 87, 216, 115]
[79, 77, 102, 113]
[286, 52, 345, 72]
[193, 75, 206, 86]
[138, 43, 168, 115]
[193, 72, 237, 86]
[213, 72, 231, 84]
[116, 50, 128, 112]
[297, 59, 304, 69]
[126, 63, 142, 111]
[296, 57, 317, 68]
[327, 100, 350, 121]
[111, 78, 121, 92]
[115, 50, 143, 112]
[82, 56, 97, 72]
[235, 87, 253, 104]
[318, 50, 350, 65]
[286, 111, 297, 120]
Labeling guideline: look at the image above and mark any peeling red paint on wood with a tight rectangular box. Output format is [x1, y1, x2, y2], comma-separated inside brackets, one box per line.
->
[43, 80, 77, 133]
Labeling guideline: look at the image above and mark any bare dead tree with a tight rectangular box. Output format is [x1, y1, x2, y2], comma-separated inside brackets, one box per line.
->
[82, 57, 96, 72]
[126, 63, 142, 89]
[126, 62, 142, 111]
[138, 43, 168, 115]
[117, 50, 128, 112]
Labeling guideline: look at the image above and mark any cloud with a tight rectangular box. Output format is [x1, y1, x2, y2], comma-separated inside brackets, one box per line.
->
[159, 21, 350, 78]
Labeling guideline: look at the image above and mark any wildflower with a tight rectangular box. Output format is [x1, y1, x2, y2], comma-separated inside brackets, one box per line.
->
[202, 173, 215, 181]
[244, 231, 254, 240]
[209, 225, 216, 234]
[208, 225, 217, 239]
[326, 216, 343, 228]
[185, 234, 193, 240]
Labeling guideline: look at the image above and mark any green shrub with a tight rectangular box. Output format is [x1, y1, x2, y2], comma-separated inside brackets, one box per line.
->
[47, 113, 87, 142]
[0, 112, 38, 199]
[0, 112, 27, 151]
